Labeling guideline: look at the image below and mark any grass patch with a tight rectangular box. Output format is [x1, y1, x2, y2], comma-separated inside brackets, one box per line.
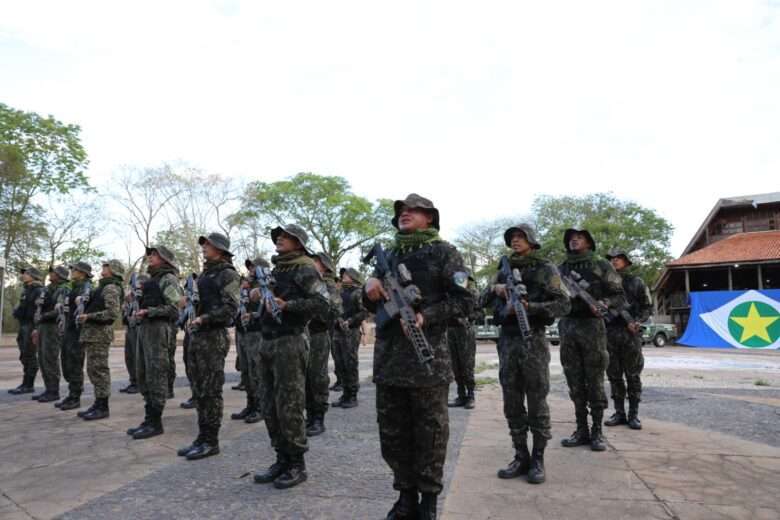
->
[474, 361, 498, 374]
[475, 376, 499, 388]
[692, 375, 704, 380]
[754, 379, 771, 387]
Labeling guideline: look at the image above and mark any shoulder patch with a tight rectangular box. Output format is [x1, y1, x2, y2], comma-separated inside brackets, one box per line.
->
[453, 271, 469, 289]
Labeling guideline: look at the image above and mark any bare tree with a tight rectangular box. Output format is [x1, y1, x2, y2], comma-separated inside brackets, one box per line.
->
[41, 193, 104, 267]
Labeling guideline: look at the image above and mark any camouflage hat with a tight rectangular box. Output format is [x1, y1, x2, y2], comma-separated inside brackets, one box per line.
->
[563, 228, 597, 252]
[605, 249, 633, 266]
[145, 244, 178, 269]
[503, 224, 541, 249]
[341, 267, 365, 285]
[49, 265, 70, 280]
[312, 252, 336, 274]
[392, 193, 440, 230]
[198, 232, 233, 257]
[69, 261, 93, 278]
[245, 256, 270, 270]
[21, 266, 44, 282]
[270, 224, 314, 255]
[103, 259, 126, 279]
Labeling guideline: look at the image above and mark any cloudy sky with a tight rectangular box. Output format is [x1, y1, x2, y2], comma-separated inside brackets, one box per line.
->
[2, 0, 778, 256]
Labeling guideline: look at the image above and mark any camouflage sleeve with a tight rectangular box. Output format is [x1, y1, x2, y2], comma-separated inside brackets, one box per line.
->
[146, 273, 184, 320]
[347, 289, 368, 328]
[39, 286, 59, 321]
[629, 276, 653, 323]
[600, 260, 626, 310]
[88, 284, 121, 324]
[527, 264, 571, 319]
[362, 270, 380, 313]
[202, 268, 240, 326]
[480, 272, 501, 309]
[285, 266, 329, 319]
[420, 244, 475, 327]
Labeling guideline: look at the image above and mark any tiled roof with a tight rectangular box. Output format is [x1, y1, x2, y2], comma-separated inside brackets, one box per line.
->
[668, 230, 780, 267]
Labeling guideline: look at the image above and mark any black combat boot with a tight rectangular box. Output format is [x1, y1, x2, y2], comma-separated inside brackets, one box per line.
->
[38, 388, 61, 403]
[128, 403, 151, 435]
[133, 406, 164, 439]
[561, 406, 591, 447]
[604, 399, 627, 426]
[463, 388, 475, 410]
[448, 385, 467, 407]
[627, 398, 642, 430]
[83, 398, 110, 421]
[335, 390, 358, 409]
[245, 408, 263, 424]
[59, 395, 80, 411]
[31, 389, 47, 400]
[527, 435, 547, 484]
[497, 435, 530, 479]
[306, 415, 325, 437]
[590, 410, 607, 452]
[186, 428, 220, 461]
[119, 382, 136, 393]
[167, 384, 174, 399]
[231, 382, 245, 391]
[180, 397, 196, 409]
[177, 434, 204, 457]
[386, 489, 418, 520]
[77, 401, 98, 418]
[231, 407, 250, 420]
[417, 493, 438, 520]
[273, 453, 308, 489]
[330, 381, 343, 392]
[8, 375, 34, 395]
[254, 452, 288, 484]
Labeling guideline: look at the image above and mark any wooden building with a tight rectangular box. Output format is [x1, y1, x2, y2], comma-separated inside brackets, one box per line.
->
[654, 192, 780, 334]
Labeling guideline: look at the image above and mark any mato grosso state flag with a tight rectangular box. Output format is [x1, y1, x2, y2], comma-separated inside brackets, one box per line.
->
[679, 290, 780, 349]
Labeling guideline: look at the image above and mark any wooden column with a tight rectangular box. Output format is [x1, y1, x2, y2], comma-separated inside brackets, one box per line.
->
[758, 265, 764, 290]
[685, 269, 690, 295]
[728, 266, 733, 291]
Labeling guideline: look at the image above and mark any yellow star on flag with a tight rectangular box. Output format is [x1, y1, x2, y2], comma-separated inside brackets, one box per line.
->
[729, 303, 780, 343]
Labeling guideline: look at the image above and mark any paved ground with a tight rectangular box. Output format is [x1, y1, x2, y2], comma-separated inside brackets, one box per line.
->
[0, 336, 779, 519]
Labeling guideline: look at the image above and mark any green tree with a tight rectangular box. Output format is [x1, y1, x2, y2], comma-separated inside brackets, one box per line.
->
[532, 193, 673, 285]
[0, 104, 90, 263]
[232, 173, 394, 265]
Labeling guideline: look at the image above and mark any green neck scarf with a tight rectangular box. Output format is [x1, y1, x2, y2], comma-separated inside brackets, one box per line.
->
[564, 250, 597, 264]
[147, 264, 178, 278]
[99, 275, 123, 288]
[272, 250, 315, 272]
[392, 228, 442, 253]
[203, 259, 233, 273]
[509, 250, 544, 268]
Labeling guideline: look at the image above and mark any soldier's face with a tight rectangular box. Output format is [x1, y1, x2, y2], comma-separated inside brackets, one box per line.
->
[71, 270, 85, 281]
[568, 233, 589, 253]
[509, 232, 531, 255]
[398, 207, 433, 232]
[101, 265, 112, 278]
[147, 250, 163, 269]
[201, 242, 221, 261]
[20, 272, 32, 283]
[342, 274, 354, 285]
[313, 258, 326, 275]
[275, 233, 301, 254]
[611, 257, 628, 271]
[49, 273, 61, 284]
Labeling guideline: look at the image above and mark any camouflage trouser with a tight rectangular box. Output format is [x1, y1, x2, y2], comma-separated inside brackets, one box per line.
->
[497, 329, 552, 443]
[241, 331, 263, 411]
[377, 384, 449, 494]
[259, 333, 308, 456]
[334, 327, 361, 394]
[16, 322, 38, 380]
[84, 340, 112, 399]
[124, 326, 139, 385]
[447, 324, 476, 391]
[38, 322, 62, 393]
[559, 317, 609, 415]
[606, 325, 644, 402]
[235, 330, 246, 387]
[306, 330, 331, 417]
[331, 329, 346, 384]
[188, 328, 229, 444]
[137, 320, 172, 410]
[167, 322, 177, 393]
[182, 329, 193, 386]
[61, 328, 84, 397]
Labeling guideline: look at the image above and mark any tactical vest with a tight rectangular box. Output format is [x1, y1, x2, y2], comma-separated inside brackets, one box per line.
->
[140, 278, 164, 309]
[66, 283, 84, 330]
[560, 258, 609, 318]
[197, 264, 236, 328]
[309, 280, 338, 334]
[85, 284, 116, 325]
[242, 282, 263, 332]
[17, 284, 44, 323]
[261, 266, 310, 338]
[340, 286, 361, 320]
[493, 261, 553, 332]
[39, 284, 59, 323]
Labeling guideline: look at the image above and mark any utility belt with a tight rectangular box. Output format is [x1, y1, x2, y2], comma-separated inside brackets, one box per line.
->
[308, 321, 333, 335]
[263, 327, 305, 341]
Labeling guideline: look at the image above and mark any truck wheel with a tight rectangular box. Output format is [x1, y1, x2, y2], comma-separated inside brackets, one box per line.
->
[653, 333, 667, 348]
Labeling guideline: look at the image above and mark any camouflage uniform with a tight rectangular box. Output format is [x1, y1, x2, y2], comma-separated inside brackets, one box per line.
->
[79, 261, 123, 418]
[447, 279, 480, 408]
[364, 194, 474, 519]
[60, 269, 92, 405]
[306, 259, 342, 429]
[136, 262, 182, 430]
[9, 271, 45, 393]
[332, 269, 367, 406]
[35, 272, 70, 399]
[558, 230, 624, 447]
[122, 273, 147, 392]
[605, 251, 653, 428]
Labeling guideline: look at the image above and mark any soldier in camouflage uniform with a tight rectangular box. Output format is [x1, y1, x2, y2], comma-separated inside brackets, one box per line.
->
[363, 194, 474, 520]
[176, 233, 240, 461]
[332, 267, 367, 409]
[76, 260, 124, 421]
[253, 224, 328, 490]
[483, 225, 571, 485]
[127, 246, 183, 440]
[32, 266, 71, 403]
[558, 229, 625, 451]
[604, 250, 652, 430]
[55, 262, 93, 410]
[447, 274, 480, 410]
[9, 267, 45, 395]
[306, 252, 342, 436]
[120, 273, 148, 395]
[231, 257, 268, 424]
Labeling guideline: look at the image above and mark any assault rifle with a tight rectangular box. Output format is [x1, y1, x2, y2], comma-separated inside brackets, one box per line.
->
[74, 280, 92, 329]
[238, 282, 250, 327]
[363, 243, 434, 375]
[125, 272, 141, 327]
[55, 287, 70, 336]
[497, 256, 532, 341]
[561, 270, 610, 320]
[34, 291, 44, 325]
[254, 266, 282, 324]
[178, 274, 199, 331]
